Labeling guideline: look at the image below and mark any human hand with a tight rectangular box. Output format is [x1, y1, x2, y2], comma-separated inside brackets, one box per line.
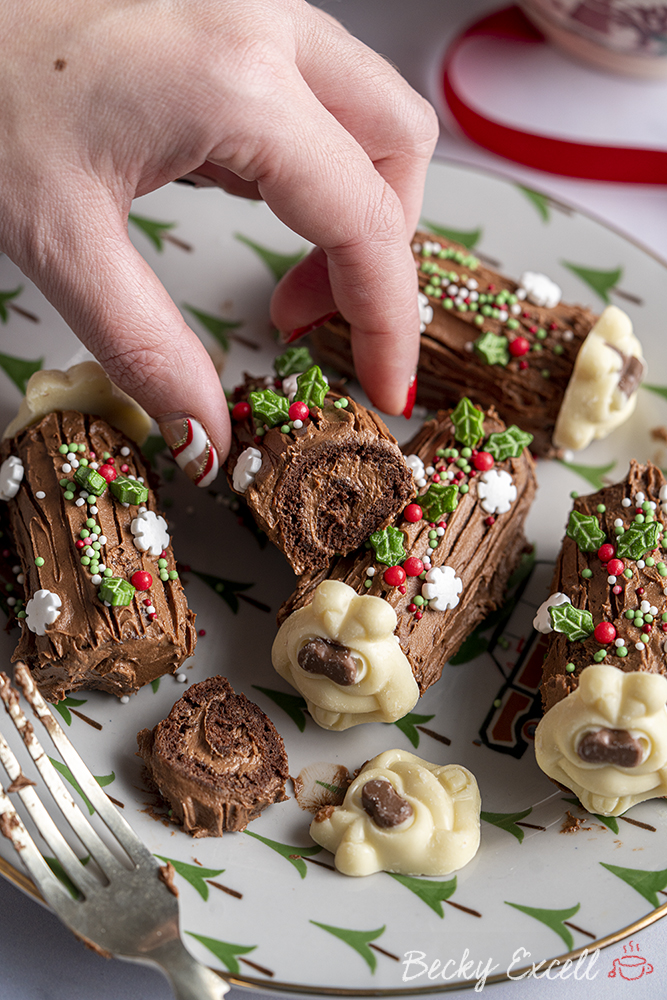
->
[0, 0, 437, 483]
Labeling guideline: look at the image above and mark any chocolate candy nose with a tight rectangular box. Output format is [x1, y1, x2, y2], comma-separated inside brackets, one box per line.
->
[577, 728, 644, 768]
[361, 778, 413, 828]
[298, 637, 358, 686]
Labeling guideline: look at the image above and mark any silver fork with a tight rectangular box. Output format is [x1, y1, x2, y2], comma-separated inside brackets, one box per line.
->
[0, 662, 228, 1000]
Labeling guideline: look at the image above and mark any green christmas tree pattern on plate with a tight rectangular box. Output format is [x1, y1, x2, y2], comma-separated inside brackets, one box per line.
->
[557, 459, 616, 492]
[481, 808, 534, 844]
[0, 351, 43, 394]
[252, 685, 309, 732]
[243, 829, 322, 878]
[234, 233, 306, 281]
[155, 855, 226, 902]
[390, 712, 435, 749]
[387, 873, 458, 918]
[600, 862, 667, 908]
[48, 758, 114, 816]
[505, 901, 582, 950]
[421, 221, 483, 249]
[183, 304, 243, 352]
[561, 261, 622, 305]
[52, 696, 87, 727]
[309, 922, 387, 973]
[186, 932, 259, 975]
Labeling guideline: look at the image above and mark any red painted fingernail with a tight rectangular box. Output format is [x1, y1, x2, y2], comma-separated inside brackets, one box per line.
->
[402, 373, 418, 419]
[282, 312, 337, 344]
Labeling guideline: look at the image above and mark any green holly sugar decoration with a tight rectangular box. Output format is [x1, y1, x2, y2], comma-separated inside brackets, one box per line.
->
[368, 525, 407, 566]
[421, 482, 459, 521]
[98, 577, 135, 607]
[566, 510, 606, 552]
[273, 345, 314, 378]
[549, 603, 594, 641]
[109, 475, 149, 505]
[451, 397, 485, 448]
[248, 389, 290, 428]
[294, 365, 329, 408]
[485, 425, 534, 461]
[73, 466, 107, 497]
[474, 331, 509, 367]
[616, 521, 661, 561]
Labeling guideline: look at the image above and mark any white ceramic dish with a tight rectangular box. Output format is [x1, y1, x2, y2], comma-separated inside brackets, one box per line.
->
[1, 160, 667, 994]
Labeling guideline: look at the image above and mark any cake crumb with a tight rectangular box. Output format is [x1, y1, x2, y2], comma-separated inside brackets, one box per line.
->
[560, 810, 592, 834]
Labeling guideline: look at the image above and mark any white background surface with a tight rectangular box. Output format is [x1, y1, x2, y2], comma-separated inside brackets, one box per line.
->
[3, 1, 667, 997]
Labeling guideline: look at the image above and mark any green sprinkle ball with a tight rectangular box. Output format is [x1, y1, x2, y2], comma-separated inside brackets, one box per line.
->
[597, 504, 606, 513]
[616, 647, 628, 658]
[593, 650, 606, 663]
[58, 444, 69, 455]
[158, 558, 168, 569]
[34, 557, 44, 567]
[581, 568, 593, 579]
[565, 663, 576, 673]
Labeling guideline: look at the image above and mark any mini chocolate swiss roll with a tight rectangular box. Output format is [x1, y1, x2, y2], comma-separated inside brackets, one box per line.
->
[308, 232, 645, 458]
[534, 461, 667, 816]
[225, 363, 415, 575]
[275, 399, 537, 723]
[137, 676, 289, 837]
[0, 410, 196, 701]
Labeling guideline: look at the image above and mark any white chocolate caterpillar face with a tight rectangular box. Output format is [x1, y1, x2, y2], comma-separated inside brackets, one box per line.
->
[309, 749, 481, 876]
[271, 581, 419, 730]
[3, 362, 152, 444]
[553, 306, 645, 452]
[535, 664, 667, 816]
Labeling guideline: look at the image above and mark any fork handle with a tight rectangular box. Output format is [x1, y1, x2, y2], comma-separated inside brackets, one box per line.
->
[154, 940, 229, 1000]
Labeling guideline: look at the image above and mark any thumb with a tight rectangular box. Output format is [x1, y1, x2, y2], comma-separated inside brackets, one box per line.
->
[20, 187, 230, 486]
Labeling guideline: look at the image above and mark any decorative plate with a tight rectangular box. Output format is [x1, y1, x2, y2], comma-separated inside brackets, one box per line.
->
[0, 160, 667, 994]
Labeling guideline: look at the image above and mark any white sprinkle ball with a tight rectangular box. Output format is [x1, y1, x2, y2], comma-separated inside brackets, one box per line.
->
[651, 605, 659, 615]
[447, 284, 459, 297]
[562, 329, 574, 342]
[641, 600, 651, 613]
[89, 505, 98, 515]
[636, 492, 646, 504]
[17, 574, 24, 585]
[138, 477, 145, 484]
[90, 462, 99, 470]
[34, 490, 45, 500]
[89, 533, 99, 542]
[11, 565, 20, 575]
[293, 419, 303, 429]
[466, 278, 479, 290]
[516, 288, 527, 300]
[91, 574, 102, 585]
[622, 498, 631, 508]
[138, 506, 147, 514]
[122, 501, 129, 508]
[66, 452, 76, 462]
[120, 695, 130, 704]
[447, 470, 455, 480]
[614, 638, 625, 647]
[128, 474, 136, 481]
[637, 560, 646, 569]
[7, 598, 16, 607]
[62, 464, 72, 474]
[464, 341, 474, 352]
[636, 642, 646, 651]
[436, 526, 445, 536]
[614, 518, 623, 527]
[104, 600, 111, 607]
[425, 466, 435, 476]
[120, 446, 131, 457]
[366, 567, 376, 577]
[147, 605, 156, 614]
[416, 477, 427, 487]
[510, 303, 521, 316]
[99, 536, 107, 545]
[468, 291, 479, 302]
[607, 575, 617, 584]
[175, 673, 187, 683]
[80, 490, 89, 499]
[498, 310, 509, 322]
[75, 498, 85, 507]
[70, 458, 79, 469]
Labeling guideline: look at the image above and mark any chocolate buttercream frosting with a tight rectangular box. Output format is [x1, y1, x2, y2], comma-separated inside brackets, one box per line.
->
[1, 410, 196, 701]
[279, 403, 537, 694]
[137, 676, 289, 837]
[226, 375, 415, 575]
[308, 232, 605, 458]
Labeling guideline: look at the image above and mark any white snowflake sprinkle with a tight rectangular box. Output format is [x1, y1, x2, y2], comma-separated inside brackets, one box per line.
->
[418, 291, 433, 332]
[421, 565, 462, 611]
[533, 593, 571, 633]
[25, 590, 61, 635]
[477, 468, 517, 515]
[131, 509, 170, 556]
[519, 271, 561, 308]
[404, 454, 425, 484]
[232, 447, 263, 493]
[0, 456, 24, 501]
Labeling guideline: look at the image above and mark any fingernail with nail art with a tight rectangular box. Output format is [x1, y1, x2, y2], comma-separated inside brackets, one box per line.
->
[402, 373, 418, 420]
[282, 312, 338, 344]
[158, 415, 219, 487]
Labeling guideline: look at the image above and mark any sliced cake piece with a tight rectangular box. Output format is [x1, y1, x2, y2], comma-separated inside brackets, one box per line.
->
[137, 676, 289, 837]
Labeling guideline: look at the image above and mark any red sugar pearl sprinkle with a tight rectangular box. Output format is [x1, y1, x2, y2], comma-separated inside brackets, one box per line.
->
[403, 557, 424, 577]
[594, 621, 617, 644]
[148, 613, 157, 621]
[612, 585, 622, 595]
[98, 464, 117, 483]
[508, 337, 530, 358]
[607, 558, 624, 576]
[120, 464, 129, 474]
[637, 587, 645, 596]
[519, 360, 529, 371]
[404, 503, 423, 523]
[383, 565, 406, 588]
[408, 604, 417, 613]
[75, 539, 85, 549]
[398, 585, 407, 595]
[485, 516, 496, 527]
[598, 543, 615, 562]
[643, 623, 652, 633]
[198, 629, 207, 637]
[288, 400, 310, 422]
[473, 451, 494, 471]
[231, 401, 251, 421]
[131, 571, 153, 591]
[143, 599, 152, 607]
[415, 610, 423, 620]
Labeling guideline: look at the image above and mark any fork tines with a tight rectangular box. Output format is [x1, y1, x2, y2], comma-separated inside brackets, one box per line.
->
[0, 662, 150, 908]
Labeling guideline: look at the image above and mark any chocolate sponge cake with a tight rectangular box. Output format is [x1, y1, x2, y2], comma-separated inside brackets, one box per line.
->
[308, 232, 645, 458]
[273, 399, 537, 729]
[226, 365, 415, 575]
[534, 462, 667, 815]
[137, 676, 289, 837]
[0, 406, 196, 701]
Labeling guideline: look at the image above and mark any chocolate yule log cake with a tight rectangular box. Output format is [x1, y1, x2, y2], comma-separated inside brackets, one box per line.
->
[273, 398, 537, 729]
[534, 462, 667, 816]
[0, 364, 196, 701]
[308, 232, 645, 458]
[225, 353, 415, 575]
[137, 676, 289, 837]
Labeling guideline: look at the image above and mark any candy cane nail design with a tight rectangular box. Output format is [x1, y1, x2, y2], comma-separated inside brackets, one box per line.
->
[158, 415, 219, 488]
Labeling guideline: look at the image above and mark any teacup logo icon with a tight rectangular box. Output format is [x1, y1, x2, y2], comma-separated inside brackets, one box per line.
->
[608, 941, 653, 980]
